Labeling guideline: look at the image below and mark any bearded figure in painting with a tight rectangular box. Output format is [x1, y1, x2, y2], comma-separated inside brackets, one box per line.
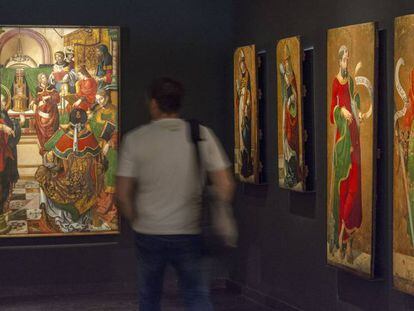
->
[330, 45, 366, 263]
[236, 49, 253, 178]
[95, 44, 113, 90]
[279, 44, 302, 188]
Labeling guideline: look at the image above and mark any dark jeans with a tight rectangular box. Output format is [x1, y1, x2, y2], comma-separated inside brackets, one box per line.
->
[134, 233, 213, 311]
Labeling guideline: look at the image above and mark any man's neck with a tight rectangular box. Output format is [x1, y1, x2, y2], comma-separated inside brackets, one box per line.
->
[153, 113, 179, 121]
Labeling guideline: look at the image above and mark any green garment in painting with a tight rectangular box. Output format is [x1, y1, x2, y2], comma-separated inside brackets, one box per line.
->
[331, 105, 352, 248]
[88, 103, 117, 191]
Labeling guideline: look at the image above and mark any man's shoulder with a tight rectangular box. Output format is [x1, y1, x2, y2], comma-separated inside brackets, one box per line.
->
[199, 124, 218, 143]
[124, 124, 152, 139]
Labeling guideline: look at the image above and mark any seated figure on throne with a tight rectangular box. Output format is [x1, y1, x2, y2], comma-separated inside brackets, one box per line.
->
[35, 108, 105, 232]
[0, 95, 20, 228]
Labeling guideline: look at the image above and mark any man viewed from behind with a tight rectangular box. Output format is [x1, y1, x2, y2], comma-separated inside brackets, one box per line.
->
[116, 77, 235, 311]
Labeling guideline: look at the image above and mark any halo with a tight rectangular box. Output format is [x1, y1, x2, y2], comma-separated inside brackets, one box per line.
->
[1, 84, 11, 110]
[329, 26, 353, 60]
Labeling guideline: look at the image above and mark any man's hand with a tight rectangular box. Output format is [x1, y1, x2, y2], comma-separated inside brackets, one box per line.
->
[116, 176, 138, 223]
[208, 168, 238, 247]
[341, 107, 353, 124]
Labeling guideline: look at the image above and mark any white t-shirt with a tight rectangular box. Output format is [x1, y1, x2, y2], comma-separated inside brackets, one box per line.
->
[117, 118, 230, 235]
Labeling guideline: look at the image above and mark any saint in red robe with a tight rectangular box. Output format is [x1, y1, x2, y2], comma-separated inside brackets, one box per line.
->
[330, 77, 362, 243]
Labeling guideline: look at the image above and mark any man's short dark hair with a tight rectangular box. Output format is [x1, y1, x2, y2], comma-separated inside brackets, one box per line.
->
[148, 77, 184, 113]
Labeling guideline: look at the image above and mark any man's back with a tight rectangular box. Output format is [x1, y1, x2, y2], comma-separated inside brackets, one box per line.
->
[117, 118, 229, 235]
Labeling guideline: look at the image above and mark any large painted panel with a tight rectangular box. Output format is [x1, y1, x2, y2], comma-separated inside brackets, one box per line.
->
[234, 45, 260, 183]
[326, 22, 376, 277]
[393, 14, 414, 295]
[277, 36, 306, 191]
[0, 26, 120, 237]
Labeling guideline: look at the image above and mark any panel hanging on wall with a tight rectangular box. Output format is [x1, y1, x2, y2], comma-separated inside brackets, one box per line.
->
[326, 22, 376, 277]
[234, 45, 262, 183]
[276, 36, 306, 191]
[0, 26, 120, 237]
[393, 13, 414, 295]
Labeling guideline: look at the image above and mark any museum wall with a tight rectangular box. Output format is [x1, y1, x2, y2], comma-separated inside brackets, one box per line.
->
[230, 0, 414, 310]
[0, 0, 234, 298]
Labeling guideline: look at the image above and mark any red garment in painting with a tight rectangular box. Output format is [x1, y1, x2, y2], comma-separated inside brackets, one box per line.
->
[401, 69, 414, 130]
[54, 131, 100, 158]
[34, 85, 60, 155]
[284, 76, 300, 176]
[76, 78, 98, 111]
[330, 78, 362, 239]
[52, 70, 68, 83]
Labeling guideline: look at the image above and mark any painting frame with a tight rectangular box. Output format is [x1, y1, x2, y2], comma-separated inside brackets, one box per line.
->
[392, 13, 414, 295]
[0, 24, 121, 238]
[233, 44, 260, 184]
[326, 21, 378, 278]
[276, 35, 306, 192]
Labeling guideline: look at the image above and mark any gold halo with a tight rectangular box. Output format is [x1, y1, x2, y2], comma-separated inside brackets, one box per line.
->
[1, 84, 11, 110]
[330, 26, 353, 60]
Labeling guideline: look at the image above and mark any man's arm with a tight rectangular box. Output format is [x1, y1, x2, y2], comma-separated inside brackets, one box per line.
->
[208, 167, 238, 247]
[208, 167, 235, 204]
[116, 176, 137, 222]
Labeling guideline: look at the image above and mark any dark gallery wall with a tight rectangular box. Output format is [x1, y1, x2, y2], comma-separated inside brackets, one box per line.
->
[230, 0, 414, 310]
[2, 1, 414, 310]
[0, 0, 234, 299]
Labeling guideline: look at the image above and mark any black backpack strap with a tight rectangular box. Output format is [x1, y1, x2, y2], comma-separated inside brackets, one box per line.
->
[188, 119, 202, 169]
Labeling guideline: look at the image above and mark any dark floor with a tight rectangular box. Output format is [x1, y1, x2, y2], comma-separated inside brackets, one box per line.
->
[1, 290, 271, 310]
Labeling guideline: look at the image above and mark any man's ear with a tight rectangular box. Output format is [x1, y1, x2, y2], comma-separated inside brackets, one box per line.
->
[150, 99, 157, 111]
[149, 99, 159, 117]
